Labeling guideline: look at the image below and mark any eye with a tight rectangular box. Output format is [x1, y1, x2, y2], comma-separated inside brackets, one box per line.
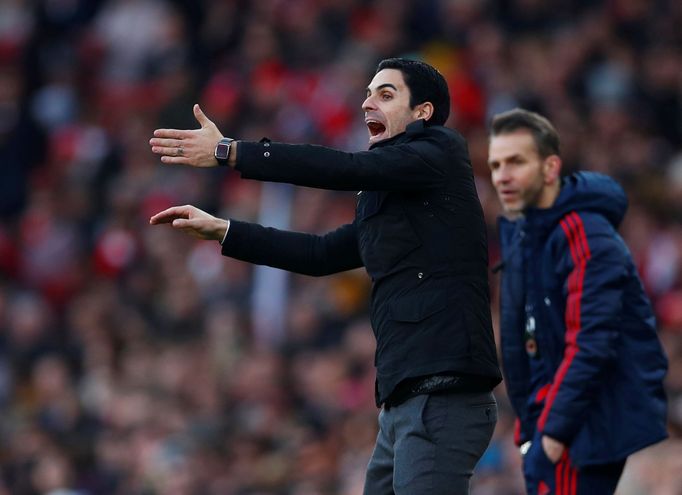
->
[381, 92, 393, 100]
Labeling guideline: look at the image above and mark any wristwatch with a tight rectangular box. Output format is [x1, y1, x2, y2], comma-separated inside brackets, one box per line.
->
[214, 137, 234, 166]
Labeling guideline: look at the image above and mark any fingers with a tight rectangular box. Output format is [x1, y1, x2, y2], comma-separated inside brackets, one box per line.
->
[149, 206, 192, 224]
[171, 218, 193, 229]
[150, 145, 181, 156]
[152, 216, 200, 238]
[160, 155, 191, 165]
[153, 128, 190, 139]
[193, 104, 212, 127]
[150, 136, 191, 163]
[149, 137, 184, 148]
[151, 106, 221, 168]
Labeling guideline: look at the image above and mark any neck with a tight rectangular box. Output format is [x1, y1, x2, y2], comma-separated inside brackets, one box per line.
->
[536, 181, 561, 209]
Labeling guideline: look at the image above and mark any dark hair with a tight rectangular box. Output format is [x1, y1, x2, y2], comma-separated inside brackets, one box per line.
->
[376, 58, 450, 126]
[490, 108, 560, 158]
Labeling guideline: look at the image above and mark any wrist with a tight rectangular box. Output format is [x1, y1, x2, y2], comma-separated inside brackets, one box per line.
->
[215, 218, 229, 242]
[228, 140, 238, 168]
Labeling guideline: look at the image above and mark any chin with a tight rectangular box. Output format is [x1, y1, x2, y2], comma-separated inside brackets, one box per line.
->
[368, 133, 388, 145]
[502, 203, 522, 215]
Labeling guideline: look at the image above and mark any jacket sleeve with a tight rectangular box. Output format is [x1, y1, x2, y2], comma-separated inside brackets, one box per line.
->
[234, 128, 461, 191]
[221, 219, 363, 276]
[537, 211, 626, 443]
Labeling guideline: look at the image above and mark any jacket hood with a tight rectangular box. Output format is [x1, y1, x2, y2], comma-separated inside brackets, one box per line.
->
[547, 171, 627, 228]
[496, 172, 627, 267]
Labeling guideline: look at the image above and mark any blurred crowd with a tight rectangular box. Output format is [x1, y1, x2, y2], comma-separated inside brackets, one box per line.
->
[0, 0, 681, 494]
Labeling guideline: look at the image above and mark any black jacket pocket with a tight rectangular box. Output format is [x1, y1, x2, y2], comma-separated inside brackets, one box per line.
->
[389, 292, 449, 322]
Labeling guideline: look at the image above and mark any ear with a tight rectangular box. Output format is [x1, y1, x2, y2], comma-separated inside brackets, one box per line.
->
[543, 155, 562, 184]
[414, 102, 434, 122]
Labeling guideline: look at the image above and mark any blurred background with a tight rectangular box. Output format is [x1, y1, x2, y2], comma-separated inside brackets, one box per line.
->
[0, 0, 681, 494]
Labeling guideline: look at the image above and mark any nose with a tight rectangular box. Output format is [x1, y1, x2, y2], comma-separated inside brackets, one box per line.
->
[362, 94, 376, 112]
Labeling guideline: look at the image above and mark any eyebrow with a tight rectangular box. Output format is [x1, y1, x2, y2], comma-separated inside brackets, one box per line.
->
[366, 83, 398, 94]
[488, 153, 523, 165]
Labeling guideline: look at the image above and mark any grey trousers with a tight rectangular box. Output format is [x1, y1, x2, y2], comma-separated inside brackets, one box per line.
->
[363, 391, 497, 495]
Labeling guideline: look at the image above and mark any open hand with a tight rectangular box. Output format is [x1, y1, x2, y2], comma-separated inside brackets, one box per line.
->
[149, 104, 223, 167]
[149, 205, 228, 241]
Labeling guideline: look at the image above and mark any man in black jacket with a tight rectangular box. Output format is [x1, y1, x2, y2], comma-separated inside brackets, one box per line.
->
[149, 58, 501, 494]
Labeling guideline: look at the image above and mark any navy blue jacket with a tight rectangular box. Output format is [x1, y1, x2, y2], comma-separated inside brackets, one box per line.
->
[222, 120, 501, 405]
[498, 172, 667, 466]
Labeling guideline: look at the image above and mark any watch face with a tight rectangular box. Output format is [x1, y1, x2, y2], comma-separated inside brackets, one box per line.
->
[216, 142, 230, 160]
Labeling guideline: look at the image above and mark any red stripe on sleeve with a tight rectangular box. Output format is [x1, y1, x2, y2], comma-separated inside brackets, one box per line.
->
[564, 214, 585, 261]
[569, 212, 591, 260]
[538, 213, 591, 431]
[560, 217, 580, 265]
[559, 218, 579, 333]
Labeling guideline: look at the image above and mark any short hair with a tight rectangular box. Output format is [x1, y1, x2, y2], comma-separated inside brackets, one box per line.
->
[490, 108, 560, 158]
[376, 58, 450, 126]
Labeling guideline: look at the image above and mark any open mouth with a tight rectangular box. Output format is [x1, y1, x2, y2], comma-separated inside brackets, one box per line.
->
[366, 120, 386, 138]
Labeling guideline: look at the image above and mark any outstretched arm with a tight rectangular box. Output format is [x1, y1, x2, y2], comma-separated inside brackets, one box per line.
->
[221, 220, 363, 276]
[149, 105, 463, 191]
[150, 205, 363, 277]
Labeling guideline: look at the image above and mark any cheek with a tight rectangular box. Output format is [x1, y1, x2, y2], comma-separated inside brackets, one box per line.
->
[391, 112, 413, 132]
[517, 170, 538, 189]
[518, 174, 543, 199]
[491, 170, 503, 185]
[528, 174, 545, 191]
[490, 174, 501, 189]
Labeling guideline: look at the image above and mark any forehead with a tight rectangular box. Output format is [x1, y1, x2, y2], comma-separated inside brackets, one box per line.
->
[368, 68, 407, 91]
[488, 130, 539, 160]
